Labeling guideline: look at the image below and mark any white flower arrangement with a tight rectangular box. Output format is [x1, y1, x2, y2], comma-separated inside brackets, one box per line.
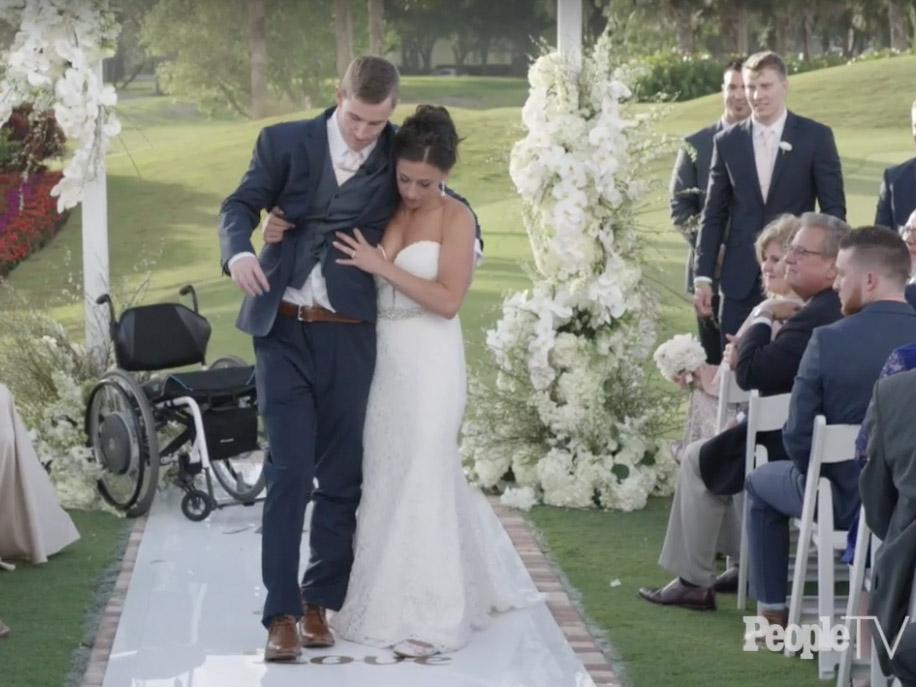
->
[653, 333, 708, 385]
[499, 485, 538, 512]
[0, 0, 121, 211]
[461, 35, 677, 511]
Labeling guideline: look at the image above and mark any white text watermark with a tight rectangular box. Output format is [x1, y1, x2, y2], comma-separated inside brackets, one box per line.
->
[743, 615, 909, 660]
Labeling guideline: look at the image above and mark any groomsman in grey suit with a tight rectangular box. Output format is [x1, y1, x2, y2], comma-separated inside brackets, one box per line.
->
[875, 98, 916, 231]
[694, 51, 846, 345]
[669, 58, 749, 364]
[860, 367, 916, 681]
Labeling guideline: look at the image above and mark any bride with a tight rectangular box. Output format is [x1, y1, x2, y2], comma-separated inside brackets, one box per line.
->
[328, 105, 540, 656]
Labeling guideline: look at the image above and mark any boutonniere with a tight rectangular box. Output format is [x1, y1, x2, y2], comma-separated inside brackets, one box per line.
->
[778, 141, 793, 153]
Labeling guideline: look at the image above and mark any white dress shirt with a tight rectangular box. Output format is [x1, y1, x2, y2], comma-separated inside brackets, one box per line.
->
[752, 108, 787, 203]
[229, 108, 376, 310]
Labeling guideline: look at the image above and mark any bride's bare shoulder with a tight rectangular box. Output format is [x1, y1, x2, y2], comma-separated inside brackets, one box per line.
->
[441, 196, 474, 234]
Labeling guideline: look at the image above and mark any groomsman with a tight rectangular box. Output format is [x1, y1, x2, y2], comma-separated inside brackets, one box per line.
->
[694, 51, 846, 344]
[875, 98, 916, 231]
[670, 58, 749, 364]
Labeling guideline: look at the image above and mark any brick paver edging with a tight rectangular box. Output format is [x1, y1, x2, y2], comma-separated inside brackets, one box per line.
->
[489, 499, 625, 687]
[79, 515, 147, 687]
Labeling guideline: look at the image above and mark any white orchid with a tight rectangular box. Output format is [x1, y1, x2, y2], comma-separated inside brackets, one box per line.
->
[1, 0, 121, 211]
[463, 34, 675, 510]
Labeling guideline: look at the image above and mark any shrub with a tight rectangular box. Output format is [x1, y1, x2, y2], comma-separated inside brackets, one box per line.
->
[0, 104, 65, 174]
[0, 170, 69, 276]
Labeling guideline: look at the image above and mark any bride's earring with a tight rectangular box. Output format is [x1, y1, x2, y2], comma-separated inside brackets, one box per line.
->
[439, 182, 446, 198]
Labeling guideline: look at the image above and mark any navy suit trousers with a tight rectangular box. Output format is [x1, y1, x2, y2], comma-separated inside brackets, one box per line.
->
[745, 461, 856, 605]
[254, 314, 375, 626]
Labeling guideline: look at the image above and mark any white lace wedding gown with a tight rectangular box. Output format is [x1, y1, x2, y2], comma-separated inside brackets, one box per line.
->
[330, 240, 542, 653]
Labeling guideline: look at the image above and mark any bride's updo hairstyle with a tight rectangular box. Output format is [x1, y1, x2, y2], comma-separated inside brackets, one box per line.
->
[393, 105, 461, 172]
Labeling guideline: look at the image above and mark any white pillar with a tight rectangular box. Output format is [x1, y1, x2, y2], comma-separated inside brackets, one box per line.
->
[557, 0, 583, 70]
[81, 61, 110, 366]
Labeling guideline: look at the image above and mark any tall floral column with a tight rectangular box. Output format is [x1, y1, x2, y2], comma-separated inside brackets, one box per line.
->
[462, 35, 676, 511]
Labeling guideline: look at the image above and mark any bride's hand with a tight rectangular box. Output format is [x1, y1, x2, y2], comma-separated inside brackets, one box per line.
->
[334, 229, 388, 275]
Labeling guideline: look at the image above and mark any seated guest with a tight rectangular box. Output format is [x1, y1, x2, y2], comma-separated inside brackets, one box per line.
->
[745, 225, 916, 627]
[860, 365, 916, 682]
[678, 214, 801, 447]
[637, 213, 846, 611]
[0, 383, 79, 564]
[875, 98, 916, 233]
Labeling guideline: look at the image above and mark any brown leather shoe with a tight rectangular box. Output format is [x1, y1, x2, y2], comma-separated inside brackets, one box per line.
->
[713, 566, 739, 593]
[638, 578, 716, 611]
[300, 604, 335, 648]
[264, 615, 301, 662]
[760, 607, 788, 631]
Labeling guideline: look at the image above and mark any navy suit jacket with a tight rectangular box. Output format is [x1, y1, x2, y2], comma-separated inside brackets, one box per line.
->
[783, 300, 916, 524]
[670, 120, 724, 291]
[699, 288, 842, 496]
[219, 109, 399, 336]
[875, 157, 916, 230]
[695, 112, 845, 301]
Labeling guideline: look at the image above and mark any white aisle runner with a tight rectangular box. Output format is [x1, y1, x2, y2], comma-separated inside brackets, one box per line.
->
[102, 490, 595, 687]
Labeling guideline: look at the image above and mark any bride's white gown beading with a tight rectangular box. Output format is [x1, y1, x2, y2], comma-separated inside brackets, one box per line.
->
[331, 240, 541, 652]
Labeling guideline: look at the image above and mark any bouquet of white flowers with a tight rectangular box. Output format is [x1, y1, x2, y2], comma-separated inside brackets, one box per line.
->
[653, 334, 707, 385]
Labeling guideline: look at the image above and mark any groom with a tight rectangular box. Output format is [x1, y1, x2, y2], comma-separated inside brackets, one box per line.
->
[219, 56, 402, 662]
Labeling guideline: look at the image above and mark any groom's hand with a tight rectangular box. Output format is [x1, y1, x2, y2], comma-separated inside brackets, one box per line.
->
[229, 255, 270, 297]
[262, 208, 293, 244]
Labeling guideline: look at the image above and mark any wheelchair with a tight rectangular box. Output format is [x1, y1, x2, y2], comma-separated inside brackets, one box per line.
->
[84, 285, 266, 521]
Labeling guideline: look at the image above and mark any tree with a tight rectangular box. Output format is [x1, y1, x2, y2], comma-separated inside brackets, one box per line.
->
[368, 0, 385, 55]
[335, 0, 355, 79]
[248, 0, 267, 119]
[386, 0, 450, 72]
[141, 0, 336, 117]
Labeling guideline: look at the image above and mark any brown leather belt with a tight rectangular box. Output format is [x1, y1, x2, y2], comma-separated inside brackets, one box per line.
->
[277, 301, 362, 324]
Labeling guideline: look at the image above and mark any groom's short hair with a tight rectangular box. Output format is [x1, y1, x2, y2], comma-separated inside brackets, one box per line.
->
[744, 51, 787, 80]
[340, 56, 400, 106]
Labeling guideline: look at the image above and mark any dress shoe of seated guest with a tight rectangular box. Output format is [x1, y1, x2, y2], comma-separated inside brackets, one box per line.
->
[264, 615, 301, 662]
[637, 578, 716, 611]
[747, 607, 789, 651]
[300, 604, 335, 648]
[713, 566, 739, 593]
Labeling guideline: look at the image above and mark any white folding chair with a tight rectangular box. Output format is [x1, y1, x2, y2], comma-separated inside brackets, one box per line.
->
[737, 389, 792, 610]
[715, 365, 749, 434]
[786, 415, 861, 679]
[838, 512, 916, 687]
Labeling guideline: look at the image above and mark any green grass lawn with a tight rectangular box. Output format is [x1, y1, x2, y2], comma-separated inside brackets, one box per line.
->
[4, 56, 916, 685]
[0, 511, 130, 687]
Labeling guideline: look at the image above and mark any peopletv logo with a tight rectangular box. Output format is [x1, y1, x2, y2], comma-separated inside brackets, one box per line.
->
[743, 615, 910, 660]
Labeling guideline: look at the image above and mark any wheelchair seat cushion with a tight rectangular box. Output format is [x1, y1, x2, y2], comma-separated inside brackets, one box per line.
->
[145, 366, 256, 402]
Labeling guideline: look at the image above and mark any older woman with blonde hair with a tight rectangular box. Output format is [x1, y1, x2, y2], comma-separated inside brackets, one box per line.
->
[677, 214, 802, 445]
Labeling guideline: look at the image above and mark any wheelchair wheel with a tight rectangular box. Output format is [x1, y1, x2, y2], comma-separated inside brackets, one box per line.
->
[86, 369, 160, 517]
[209, 355, 247, 369]
[206, 356, 266, 503]
[181, 489, 213, 521]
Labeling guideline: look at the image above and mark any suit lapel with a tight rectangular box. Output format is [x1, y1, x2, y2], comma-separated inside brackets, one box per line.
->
[765, 111, 797, 209]
[302, 109, 333, 194]
[738, 119, 765, 207]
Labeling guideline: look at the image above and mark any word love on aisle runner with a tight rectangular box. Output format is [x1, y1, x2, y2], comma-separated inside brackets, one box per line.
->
[83, 490, 617, 687]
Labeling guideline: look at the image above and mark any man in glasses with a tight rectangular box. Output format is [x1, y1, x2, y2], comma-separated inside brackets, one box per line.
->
[639, 213, 845, 612]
